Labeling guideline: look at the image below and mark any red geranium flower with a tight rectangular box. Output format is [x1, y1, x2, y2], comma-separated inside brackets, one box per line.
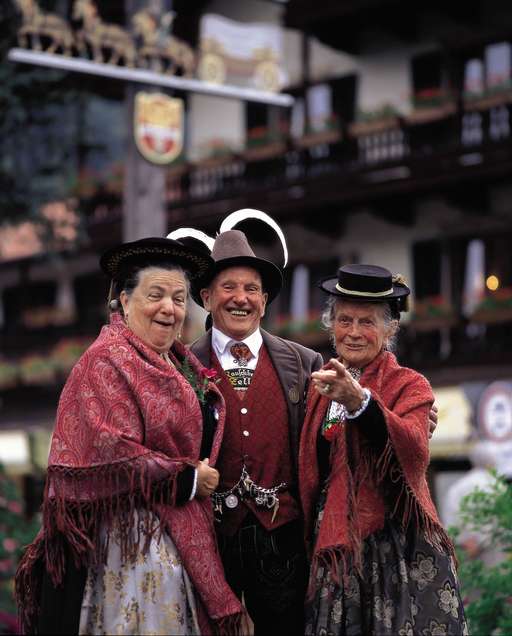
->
[200, 368, 218, 381]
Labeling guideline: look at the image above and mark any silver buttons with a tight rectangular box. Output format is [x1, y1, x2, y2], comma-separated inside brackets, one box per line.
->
[241, 407, 248, 414]
[243, 430, 250, 437]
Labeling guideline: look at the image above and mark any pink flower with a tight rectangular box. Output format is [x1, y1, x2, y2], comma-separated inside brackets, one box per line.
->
[7, 501, 22, 514]
[2, 538, 18, 553]
[200, 368, 218, 381]
[0, 559, 12, 573]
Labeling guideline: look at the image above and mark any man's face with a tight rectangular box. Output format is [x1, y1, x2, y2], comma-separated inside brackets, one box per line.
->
[200, 266, 268, 340]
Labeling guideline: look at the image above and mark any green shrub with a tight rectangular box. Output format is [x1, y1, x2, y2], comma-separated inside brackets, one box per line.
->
[451, 474, 512, 636]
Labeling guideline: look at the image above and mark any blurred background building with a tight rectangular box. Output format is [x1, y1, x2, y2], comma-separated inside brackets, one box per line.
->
[1, 0, 512, 514]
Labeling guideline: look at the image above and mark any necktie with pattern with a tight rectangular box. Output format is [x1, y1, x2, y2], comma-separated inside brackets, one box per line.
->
[229, 342, 254, 367]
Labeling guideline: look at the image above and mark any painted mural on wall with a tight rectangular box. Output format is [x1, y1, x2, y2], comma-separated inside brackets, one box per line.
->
[12, 1, 283, 91]
[198, 13, 283, 92]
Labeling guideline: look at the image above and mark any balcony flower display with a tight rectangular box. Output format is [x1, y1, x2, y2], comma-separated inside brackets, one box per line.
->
[470, 286, 512, 324]
[0, 359, 18, 391]
[464, 79, 512, 103]
[197, 137, 235, 161]
[411, 87, 455, 110]
[410, 295, 457, 331]
[349, 104, 400, 137]
[246, 124, 285, 148]
[19, 354, 56, 386]
[305, 112, 340, 135]
[272, 310, 325, 345]
[355, 103, 399, 123]
[51, 336, 92, 376]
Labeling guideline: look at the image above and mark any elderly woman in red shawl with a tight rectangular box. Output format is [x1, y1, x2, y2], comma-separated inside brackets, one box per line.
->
[299, 264, 468, 636]
[16, 238, 245, 635]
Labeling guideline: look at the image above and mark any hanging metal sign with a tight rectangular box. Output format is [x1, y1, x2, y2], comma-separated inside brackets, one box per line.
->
[134, 92, 183, 164]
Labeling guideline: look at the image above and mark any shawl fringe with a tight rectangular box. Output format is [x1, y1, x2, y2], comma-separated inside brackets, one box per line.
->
[374, 438, 455, 559]
[214, 611, 252, 636]
[43, 457, 182, 580]
[16, 457, 183, 634]
[15, 533, 44, 635]
[329, 432, 363, 572]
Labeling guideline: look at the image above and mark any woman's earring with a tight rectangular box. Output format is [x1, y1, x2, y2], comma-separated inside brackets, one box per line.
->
[109, 299, 120, 311]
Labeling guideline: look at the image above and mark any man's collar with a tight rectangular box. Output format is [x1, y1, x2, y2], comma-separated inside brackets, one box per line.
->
[211, 326, 263, 357]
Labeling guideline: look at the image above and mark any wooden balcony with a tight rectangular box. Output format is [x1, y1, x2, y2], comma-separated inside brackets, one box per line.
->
[163, 97, 512, 226]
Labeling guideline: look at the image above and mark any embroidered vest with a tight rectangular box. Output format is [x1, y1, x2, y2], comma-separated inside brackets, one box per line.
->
[212, 345, 300, 535]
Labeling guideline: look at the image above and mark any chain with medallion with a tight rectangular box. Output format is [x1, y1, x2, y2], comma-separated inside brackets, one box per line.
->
[211, 464, 286, 523]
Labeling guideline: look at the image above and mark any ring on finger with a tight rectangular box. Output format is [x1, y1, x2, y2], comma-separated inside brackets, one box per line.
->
[322, 383, 332, 394]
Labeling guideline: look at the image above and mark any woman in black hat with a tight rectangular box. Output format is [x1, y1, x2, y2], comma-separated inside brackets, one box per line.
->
[299, 264, 468, 636]
[16, 238, 245, 635]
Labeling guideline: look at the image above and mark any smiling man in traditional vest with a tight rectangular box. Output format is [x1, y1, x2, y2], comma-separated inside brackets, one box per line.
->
[189, 227, 323, 636]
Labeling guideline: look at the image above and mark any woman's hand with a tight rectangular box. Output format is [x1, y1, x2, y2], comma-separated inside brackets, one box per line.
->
[311, 358, 365, 413]
[428, 403, 438, 438]
[196, 458, 220, 499]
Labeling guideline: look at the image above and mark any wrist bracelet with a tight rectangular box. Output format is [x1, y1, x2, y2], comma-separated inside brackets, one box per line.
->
[346, 388, 371, 419]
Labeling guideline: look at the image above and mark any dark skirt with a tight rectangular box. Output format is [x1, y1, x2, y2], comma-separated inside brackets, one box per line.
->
[305, 508, 468, 636]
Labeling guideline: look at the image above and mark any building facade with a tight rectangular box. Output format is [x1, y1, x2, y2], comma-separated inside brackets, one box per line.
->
[1, 0, 512, 507]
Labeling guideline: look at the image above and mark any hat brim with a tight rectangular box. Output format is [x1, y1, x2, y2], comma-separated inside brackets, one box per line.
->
[192, 255, 283, 306]
[319, 276, 409, 301]
[100, 238, 213, 282]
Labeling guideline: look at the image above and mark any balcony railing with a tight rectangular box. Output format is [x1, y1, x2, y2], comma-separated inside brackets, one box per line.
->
[162, 94, 512, 220]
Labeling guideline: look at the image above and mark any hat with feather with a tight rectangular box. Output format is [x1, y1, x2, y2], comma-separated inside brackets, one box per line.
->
[167, 209, 287, 306]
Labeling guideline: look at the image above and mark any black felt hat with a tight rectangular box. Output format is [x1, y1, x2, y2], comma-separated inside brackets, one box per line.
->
[191, 230, 283, 306]
[319, 264, 410, 312]
[100, 237, 213, 285]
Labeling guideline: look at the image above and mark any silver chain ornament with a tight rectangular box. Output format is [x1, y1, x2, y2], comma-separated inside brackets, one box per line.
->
[211, 464, 286, 523]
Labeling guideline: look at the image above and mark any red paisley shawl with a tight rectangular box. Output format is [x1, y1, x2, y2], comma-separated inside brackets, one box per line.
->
[16, 314, 243, 634]
[299, 350, 455, 580]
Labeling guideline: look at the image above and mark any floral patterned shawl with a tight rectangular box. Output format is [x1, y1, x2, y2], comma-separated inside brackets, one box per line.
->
[16, 314, 244, 634]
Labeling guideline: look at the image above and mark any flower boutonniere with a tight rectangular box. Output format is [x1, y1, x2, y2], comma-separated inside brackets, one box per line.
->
[180, 358, 219, 404]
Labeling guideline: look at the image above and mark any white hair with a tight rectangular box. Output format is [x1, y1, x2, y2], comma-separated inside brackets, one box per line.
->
[321, 296, 399, 352]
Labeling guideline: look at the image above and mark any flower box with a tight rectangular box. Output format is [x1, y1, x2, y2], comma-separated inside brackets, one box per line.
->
[348, 106, 400, 137]
[295, 128, 342, 148]
[470, 287, 512, 324]
[19, 354, 56, 386]
[194, 138, 237, 168]
[405, 102, 457, 126]
[243, 141, 287, 162]
[272, 312, 328, 346]
[463, 83, 512, 111]
[410, 88, 455, 110]
[410, 296, 457, 332]
[51, 337, 92, 375]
